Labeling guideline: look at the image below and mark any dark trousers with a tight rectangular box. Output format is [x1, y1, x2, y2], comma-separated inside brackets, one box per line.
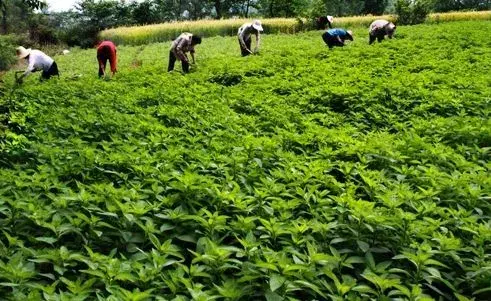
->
[322, 32, 344, 49]
[41, 61, 59, 80]
[369, 32, 385, 45]
[168, 51, 189, 73]
[239, 37, 252, 56]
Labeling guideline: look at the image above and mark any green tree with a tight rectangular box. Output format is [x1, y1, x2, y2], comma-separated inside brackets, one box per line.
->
[231, 0, 258, 17]
[395, 0, 431, 24]
[363, 0, 389, 14]
[1, 0, 46, 33]
[432, 0, 491, 11]
[323, 0, 365, 16]
[259, 0, 310, 17]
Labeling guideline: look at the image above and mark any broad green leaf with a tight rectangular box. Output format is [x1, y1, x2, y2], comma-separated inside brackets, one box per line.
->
[265, 290, 284, 301]
[270, 274, 286, 292]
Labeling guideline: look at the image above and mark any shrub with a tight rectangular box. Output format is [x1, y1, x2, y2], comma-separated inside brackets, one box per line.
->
[0, 35, 20, 71]
[395, 0, 431, 25]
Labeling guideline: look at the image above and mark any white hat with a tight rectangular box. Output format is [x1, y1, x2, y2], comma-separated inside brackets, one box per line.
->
[327, 15, 334, 23]
[16, 46, 31, 59]
[252, 20, 263, 32]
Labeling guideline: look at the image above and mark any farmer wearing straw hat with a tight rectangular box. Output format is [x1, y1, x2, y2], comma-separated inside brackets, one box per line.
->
[316, 15, 334, 30]
[15, 46, 59, 84]
[97, 40, 117, 78]
[168, 32, 202, 73]
[238, 20, 264, 56]
[322, 28, 354, 49]
[369, 20, 396, 44]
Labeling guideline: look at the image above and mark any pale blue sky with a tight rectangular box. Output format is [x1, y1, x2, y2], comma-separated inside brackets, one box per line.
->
[46, 0, 144, 12]
[46, 0, 78, 12]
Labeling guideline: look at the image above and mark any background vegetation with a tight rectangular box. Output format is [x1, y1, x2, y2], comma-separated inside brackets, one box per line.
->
[0, 20, 490, 300]
[99, 10, 491, 45]
[0, 0, 490, 51]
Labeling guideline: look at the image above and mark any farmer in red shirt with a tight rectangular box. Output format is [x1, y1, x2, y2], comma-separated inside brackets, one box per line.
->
[97, 41, 117, 78]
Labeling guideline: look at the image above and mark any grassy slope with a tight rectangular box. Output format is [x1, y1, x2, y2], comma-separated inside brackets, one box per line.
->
[0, 21, 490, 300]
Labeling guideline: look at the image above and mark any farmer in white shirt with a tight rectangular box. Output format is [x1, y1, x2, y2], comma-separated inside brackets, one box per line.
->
[369, 20, 396, 44]
[16, 46, 59, 84]
[238, 20, 263, 56]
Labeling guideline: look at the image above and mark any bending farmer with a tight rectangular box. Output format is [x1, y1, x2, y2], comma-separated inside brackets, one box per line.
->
[168, 33, 202, 73]
[322, 28, 353, 49]
[369, 20, 396, 44]
[15, 46, 59, 84]
[97, 41, 117, 78]
[316, 15, 334, 30]
[238, 20, 263, 57]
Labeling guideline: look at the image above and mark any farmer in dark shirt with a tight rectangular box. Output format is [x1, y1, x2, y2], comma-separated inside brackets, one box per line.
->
[316, 15, 334, 30]
[322, 28, 353, 49]
[97, 41, 117, 78]
[238, 20, 264, 56]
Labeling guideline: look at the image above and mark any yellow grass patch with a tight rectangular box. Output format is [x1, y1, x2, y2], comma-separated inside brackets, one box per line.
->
[100, 11, 491, 45]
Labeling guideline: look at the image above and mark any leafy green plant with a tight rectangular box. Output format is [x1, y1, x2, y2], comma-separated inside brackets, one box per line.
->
[0, 20, 489, 300]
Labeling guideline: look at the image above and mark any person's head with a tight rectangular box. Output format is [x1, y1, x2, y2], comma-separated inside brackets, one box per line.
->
[252, 19, 263, 32]
[387, 23, 396, 38]
[327, 15, 334, 25]
[191, 35, 202, 46]
[16, 46, 31, 60]
[346, 30, 354, 41]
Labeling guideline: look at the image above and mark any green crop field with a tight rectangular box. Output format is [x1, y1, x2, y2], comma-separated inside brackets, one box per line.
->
[0, 21, 490, 300]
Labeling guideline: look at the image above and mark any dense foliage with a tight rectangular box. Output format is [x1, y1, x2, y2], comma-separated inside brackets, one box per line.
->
[1, 0, 491, 48]
[395, 0, 431, 25]
[0, 35, 17, 70]
[0, 0, 46, 33]
[0, 21, 490, 300]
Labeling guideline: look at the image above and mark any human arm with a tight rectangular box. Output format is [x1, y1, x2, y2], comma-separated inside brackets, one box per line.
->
[111, 48, 117, 76]
[239, 28, 253, 54]
[254, 32, 261, 53]
[99, 60, 106, 77]
[16, 59, 35, 83]
[190, 50, 195, 64]
[337, 36, 345, 45]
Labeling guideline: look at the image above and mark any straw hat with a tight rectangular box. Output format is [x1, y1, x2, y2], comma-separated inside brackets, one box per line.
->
[252, 20, 263, 32]
[347, 30, 353, 37]
[16, 46, 31, 59]
[327, 15, 334, 23]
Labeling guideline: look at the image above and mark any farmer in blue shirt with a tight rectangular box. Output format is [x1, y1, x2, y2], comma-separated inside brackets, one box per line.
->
[322, 28, 353, 49]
